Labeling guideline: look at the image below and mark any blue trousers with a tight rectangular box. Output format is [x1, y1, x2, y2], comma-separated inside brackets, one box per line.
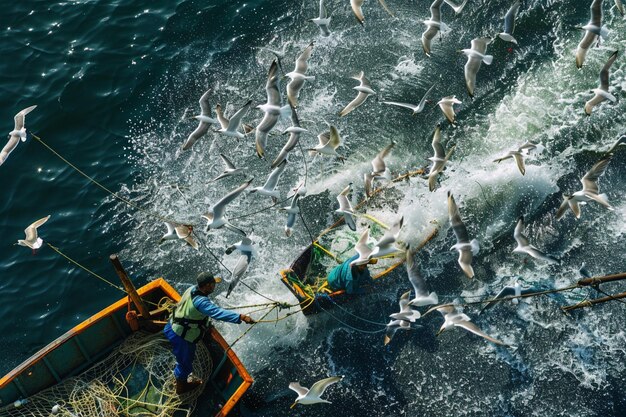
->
[163, 322, 196, 380]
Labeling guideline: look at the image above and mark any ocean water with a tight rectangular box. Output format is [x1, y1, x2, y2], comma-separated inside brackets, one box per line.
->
[1, 0, 626, 416]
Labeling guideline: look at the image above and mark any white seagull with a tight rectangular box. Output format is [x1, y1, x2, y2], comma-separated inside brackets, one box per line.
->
[213, 153, 246, 182]
[435, 305, 509, 346]
[480, 280, 540, 313]
[309, 125, 344, 160]
[576, 0, 606, 68]
[339, 72, 375, 117]
[443, 0, 469, 14]
[422, 0, 449, 57]
[448, 192, 479, 279]
[17, 215, 50, 250]
[159, 222, 199, 250]
[365, 140, 395, 197]
[289, 376, 344, 407]
[513, 216, 557, 263]
[336, 183, 356, 231]
[384, 319, 411, 345]
[215, 100, 253, 139]
[462, 37, 493, 98]
[225, 236, 256, 256]
[249, 159, 288, 201]
[427, 124, 455, 192]
[389, 290, 421, 322]
[256, 60, 290, 158]
[272, 104, 307, 169]
[556, 153, 614, 220]
[350, 0, 394, 25]
[310, 0, 331, 36]
[584, 50, 618, 116]
[498, 1, 520, 44]
[369, 216, 403, 259]
[493, 141, 543, 175]
[437, 95, 462, 125]
[1, 105, 37, 166]
[226, 240, 254, 298]
[286, 43, 315, 108]
[405, 249, 439, 307]
[182, 90, 218, 151]
[283, 189, 301, 237]
[350, 227, 373, 266]
[382, 84, 436, 115]
[202, 178, 252, 234]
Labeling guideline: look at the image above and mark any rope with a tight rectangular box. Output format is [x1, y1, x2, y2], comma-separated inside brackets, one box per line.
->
[46, 243, 126, 292]
[317, 301, 386, 334]
[299, 211, 316, 243]
[229, 196, 291, 221]
[326, 296, 389, 326]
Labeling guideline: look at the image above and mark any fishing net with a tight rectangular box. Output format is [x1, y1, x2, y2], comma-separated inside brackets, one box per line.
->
[0, 331, 212, 417]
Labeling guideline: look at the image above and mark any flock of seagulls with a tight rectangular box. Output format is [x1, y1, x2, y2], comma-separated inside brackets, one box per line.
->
[3, 0, 625, 410]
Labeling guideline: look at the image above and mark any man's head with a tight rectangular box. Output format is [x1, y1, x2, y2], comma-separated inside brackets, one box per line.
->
[196, 272, 222, 294]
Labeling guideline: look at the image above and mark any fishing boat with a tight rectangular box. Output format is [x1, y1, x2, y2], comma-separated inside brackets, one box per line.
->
[0, 256, 252, 417]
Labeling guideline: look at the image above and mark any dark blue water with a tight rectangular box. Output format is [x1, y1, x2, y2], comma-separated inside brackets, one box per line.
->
[2, 1, 626, 416]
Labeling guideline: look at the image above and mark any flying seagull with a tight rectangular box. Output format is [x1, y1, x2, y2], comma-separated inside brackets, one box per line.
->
[576, 0, 606, 69]
[513, 216, 557, 263]
[427, 124, 455, 191]
[382, 84, 436, 115]
[422, 0, 449, 57]
[310, 0, 331, 36]
[384, 318, 411, 345]
[17, 215, 50, 251]
[435, 305, 509, 346]
[350, 0, 394, 25]
[405, 249, 439, 307]
[339, 72, 375, 117]
[159, 222, 199, 250]
[369, 216, 404, 259]
[1, 105, 37, 166]
[213, 153, 246, 182]
[556, 153, 614, 220]
[256, 60, 290, 158]
[249, 159, 288, 201]
[272, 104, 307, 169]
[493, 141, 543, 175]
[336, 183, 357, 231]
[226, 238, 254, 298]
[448, 192, 479, 279]
[389, 290, 421, 322]
[437, 95, 462, 125]
[480, 280, 540, 313]
[443, 0, 469, 14]
[462, 37, 493, 98]
[286, 43, 315, 108]
[182, 90, 218, 151]
[202, 178, 252, 234]
[365, 140, 395, 197]
[498, 1, 520, 44]
[289, 376, 344, 407]
[309, 125, 345, 160]
[584, 50, 618, 116]
[350, 227, 373, 266]
[215, 100, 253, 139]
[283, 188, 301, 237]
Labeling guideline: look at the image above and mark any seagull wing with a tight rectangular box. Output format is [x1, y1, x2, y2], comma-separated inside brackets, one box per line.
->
[199, 89, 213, 117]
[227, 100, 253, 131]
[216, 104, 230, 129]
[287, 78, 305, 108]
[416, 84, 436, 112]
[382, 101, 418, 112]
[454, 320, 508, 346]
[354, 228, 372, 260]
[431, 125, 445, 159]
[589, 0, 603, 27]
[371, 141, 395, 174]
[262, 159, 287, 190]
[294, 43, 314, 74]
[336, 185, 354, 212]
[512, 152, 526, 175]
[430, 0, 444, 21]
[458, 249, 475, 279]
[581, 154, 612, 193]
[406, 250, 429, 298]
[351, 0, 365, 24]
[183, 122, 209, 150]
[288, 382, 309, 397]
[503, 1, 520, 35]
[24, 215, 50, 241]
[212, 179, 253, 219]
[339, 91, 370, 117]
[422, 26, 439, 56]
[329, 125, 341, 150]
[220, 153, 237, 170]
[470, 37, 491, 55]
[265, 61, 281, 106]
[480, 286, 517, 312]
[513, 216, 531, 247]
[319, 0, 328, 18]
[14, 105, 37, 131]
[599, 50, 618, 91]
[448, 192, 470, 244]
[308, 376, 343, 399]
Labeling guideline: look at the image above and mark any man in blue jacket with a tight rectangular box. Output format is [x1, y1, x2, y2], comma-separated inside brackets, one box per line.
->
[164, 272, 255, 394]
[326, 254, 376, 295]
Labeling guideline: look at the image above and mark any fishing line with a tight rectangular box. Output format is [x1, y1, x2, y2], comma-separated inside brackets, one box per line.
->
[317, 302, 386, 334]
[229, 196, 291, 220]
[327, 297, 389, 326]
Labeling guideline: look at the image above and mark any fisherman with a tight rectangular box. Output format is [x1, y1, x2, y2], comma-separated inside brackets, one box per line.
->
[164, 272, 255, 395]
[326, 255, 377, 295]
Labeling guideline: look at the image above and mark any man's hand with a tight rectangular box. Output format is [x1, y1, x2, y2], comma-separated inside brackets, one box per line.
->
[240, 314, 255, 324]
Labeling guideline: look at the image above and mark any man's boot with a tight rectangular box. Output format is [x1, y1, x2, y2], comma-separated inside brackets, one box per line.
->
[175, 378, 202, 395]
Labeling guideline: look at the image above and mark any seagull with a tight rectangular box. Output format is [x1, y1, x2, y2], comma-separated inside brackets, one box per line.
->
[286, 43, 315, 108]
[215, 100, 253, 139]
[339, 72, 375, 117]
[225, 236, 255, 256]
[272, 104, 307, 169]
[462, 37, 493, 98]
[498, 1, 520, 44]
[350, 227, 373, 266]
[435, 305, 509, 346]
[256, 60, 291, 158]
[283, 189, 301, 237]
[556, 154, 614, 220]
[427, 124, 455, 192]
[310, 0, 331, 36]
[1, 105, 37, 166]
[448, 192, 479, 279]
[202, 178, 252, 234]
[369, 216, 403, 259]
[443, 0, 469, 14]
[405, 249, 439, 307]
[422, 0, 449, 57]
[289, 376, 343, 407]
[584, 50, 618, 116]
[159, 222, 199, 250]
[350, 0, 394, 24]
[513, 216, 557, 263]
[226, 242, 254, 298]
[17, 215, 50, 251]
[365, 140, 395, 197]
[249, 159, 288, 201]
[384, 319, 411, 345]
[576, 0, 605, 68]
[382, 84, 436, 115]
[182, 90, 218, 151]
[309, 125, 344, 160]
[389, 290, 421, 322]
[480, 280, 540, 313]
[493, 141, 543, 175]
[615, 0, 625, 16]
[213, 153, 246, 182]
[336, 183, 357, 231]
[437, 95, 462, 125]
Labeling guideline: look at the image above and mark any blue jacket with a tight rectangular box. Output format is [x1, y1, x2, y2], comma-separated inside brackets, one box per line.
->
[326, 254, 372, 294]
[191, 286, 241, 323]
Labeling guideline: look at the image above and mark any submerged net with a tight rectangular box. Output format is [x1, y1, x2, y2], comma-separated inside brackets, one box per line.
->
[1, 331, 212, 417]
